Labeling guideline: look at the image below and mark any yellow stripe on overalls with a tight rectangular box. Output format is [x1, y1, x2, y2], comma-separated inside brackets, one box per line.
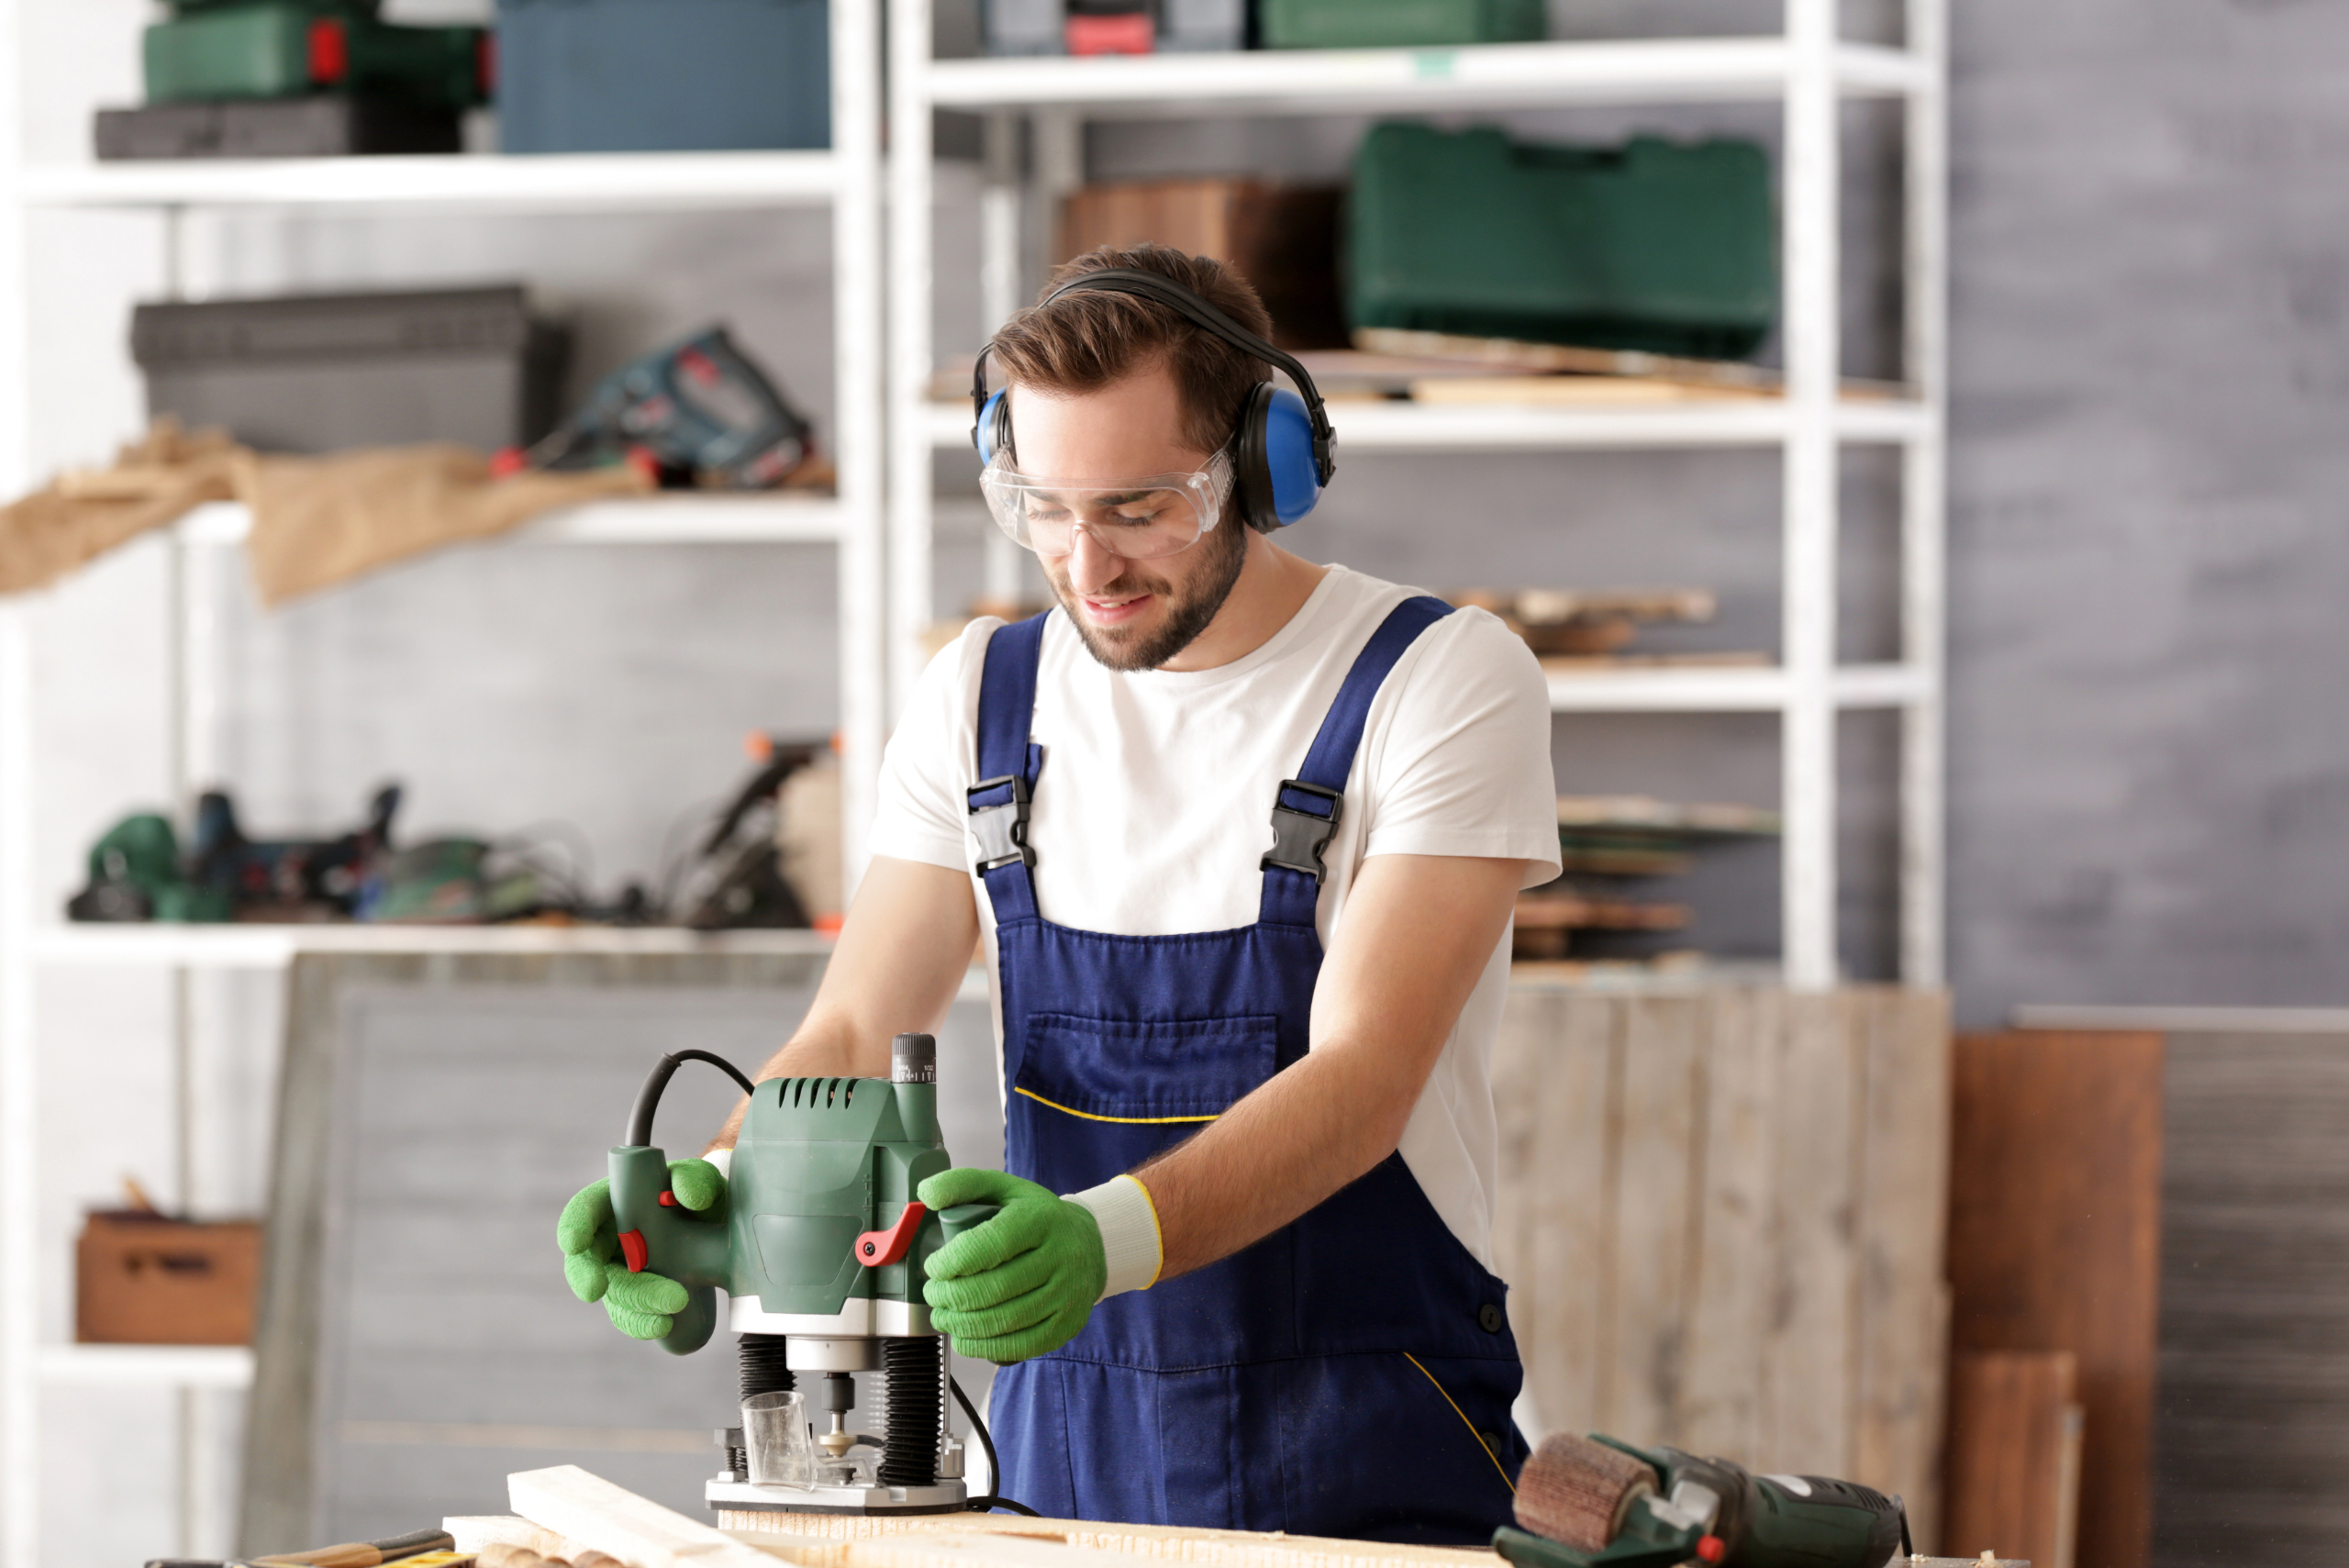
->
[1403, 1351, 1519, 1496]
[1014, 1085, 1221, 1125]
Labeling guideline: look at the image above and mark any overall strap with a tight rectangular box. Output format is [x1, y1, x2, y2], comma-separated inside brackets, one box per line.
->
[969, 612, 1050, 923]
[1260, 595, 1456, 928]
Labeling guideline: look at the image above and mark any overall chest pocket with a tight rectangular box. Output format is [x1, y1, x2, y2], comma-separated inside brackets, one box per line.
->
[1013, 1012, 1281, 1124]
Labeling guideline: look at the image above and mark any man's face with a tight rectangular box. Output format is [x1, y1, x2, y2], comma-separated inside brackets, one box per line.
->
[1007, 361, 1246, 673]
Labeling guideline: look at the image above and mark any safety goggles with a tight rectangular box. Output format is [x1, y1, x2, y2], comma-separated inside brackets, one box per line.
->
[979, 450, 1235, 560]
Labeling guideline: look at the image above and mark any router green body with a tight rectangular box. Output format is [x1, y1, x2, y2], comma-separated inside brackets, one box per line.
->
[608, 1073, 988, 1356]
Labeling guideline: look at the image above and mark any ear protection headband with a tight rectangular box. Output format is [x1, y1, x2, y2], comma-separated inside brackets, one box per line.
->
[970, 267, 1339, 532]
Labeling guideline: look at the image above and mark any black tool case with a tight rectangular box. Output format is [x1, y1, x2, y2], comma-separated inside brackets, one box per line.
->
[96, 96, 462, 160]
[130, 285, 572, 453]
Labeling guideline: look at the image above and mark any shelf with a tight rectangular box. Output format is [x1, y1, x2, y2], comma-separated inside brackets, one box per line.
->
[1547, 663, 1932, 713]
[17, 150, 842, 213]
[33, 924, 839, 971]
[37, 1344, 254, 1389]
[924, 397, 1932, 453]
[918, 38, 1932, 117]
[174, 494, 851, 550]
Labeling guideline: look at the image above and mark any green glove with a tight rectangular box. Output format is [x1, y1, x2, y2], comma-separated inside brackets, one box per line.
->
[918, 1168, 1107, 1364]
[556, 1158, 726, 1340]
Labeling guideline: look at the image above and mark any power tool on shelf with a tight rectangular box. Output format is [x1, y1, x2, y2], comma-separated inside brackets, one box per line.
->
[1496, 1431, 2008, 1568]
[519, 326, 815, 490]
[609, 1032, 1001, 1519]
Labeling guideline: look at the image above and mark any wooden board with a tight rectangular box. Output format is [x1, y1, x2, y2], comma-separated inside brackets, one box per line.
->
[509, 1464, 778, 1568]
[473, 1468, 1505, 1568]
[1943, 1351, 2080, 1568]
[1678, 986, 1776, 1464]
[725, 1510, 1497, 1568]
[1947, 1031, 2163, 1568]
[2154, 1029, 2349, 1566]
[1489, 985, 1949, 1535]
[1852, 991, 1954, 1552]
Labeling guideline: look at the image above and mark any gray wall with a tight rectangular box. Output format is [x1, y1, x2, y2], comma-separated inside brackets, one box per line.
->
[1943, 0, 2349, 1023]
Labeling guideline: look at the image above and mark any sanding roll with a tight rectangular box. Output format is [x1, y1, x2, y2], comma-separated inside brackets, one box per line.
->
[1514, 1433, 1661, 1552]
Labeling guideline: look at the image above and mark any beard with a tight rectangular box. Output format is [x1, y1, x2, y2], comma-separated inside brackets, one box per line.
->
[1043, 516, 1250, 673]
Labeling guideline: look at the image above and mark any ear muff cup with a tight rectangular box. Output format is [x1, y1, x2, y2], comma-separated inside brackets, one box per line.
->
[974, 388, 1011, 464]
[1235, 384, 1324, 531]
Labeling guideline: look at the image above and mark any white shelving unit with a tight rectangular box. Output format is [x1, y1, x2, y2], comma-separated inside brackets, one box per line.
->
[886, 0, 1947, 995]
[0, 4, 884, 1560]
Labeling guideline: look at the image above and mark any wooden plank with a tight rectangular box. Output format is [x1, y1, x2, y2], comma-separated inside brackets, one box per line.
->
[1852, 988, 1954, 1541]
[1948, 1031, 2163, 1568]
[1943, 1351, 2078, 1568]
[2154, 1030, 2349, 1567]
[1604, 995, 1705, 1445]
[507, 1465, 785, 1568]
[1755, 992, 1861, 1475]
[458, 1511, 1498, 1568]
[1487, 986, 1553, 1421]
[1679, 986, 1780, 1464]
[724, 1512, 1497, 1568]
[1525, 995, 1620, 1439]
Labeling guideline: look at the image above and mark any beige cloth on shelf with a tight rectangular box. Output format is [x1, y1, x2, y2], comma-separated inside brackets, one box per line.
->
[0, 420, 654, 604]
[237, 443, 649, 605]
[0, 422, 239, 595]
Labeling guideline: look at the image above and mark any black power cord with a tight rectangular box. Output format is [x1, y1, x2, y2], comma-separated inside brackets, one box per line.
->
[952, 1374, 1040, 1517]
[625, 1049, 759, 1148]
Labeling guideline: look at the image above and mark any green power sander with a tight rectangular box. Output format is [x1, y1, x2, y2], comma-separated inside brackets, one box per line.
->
[1495, 1433, 1920, 1568]
[610, 1032, 1000, 1519]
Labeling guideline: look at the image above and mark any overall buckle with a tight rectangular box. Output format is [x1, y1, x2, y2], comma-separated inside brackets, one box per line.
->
[967, 773, 1035, 873]
[1263, 779, 1343, 884]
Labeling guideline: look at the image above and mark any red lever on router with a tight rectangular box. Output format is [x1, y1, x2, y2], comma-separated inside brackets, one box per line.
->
[618, 1229, 649, 1273]
[855, 1202, 929, 1267]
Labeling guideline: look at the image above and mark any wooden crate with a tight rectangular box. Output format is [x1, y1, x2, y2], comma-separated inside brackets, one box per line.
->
[1490, 984, 1952, 1544]
[1056, 177, 1347, 349]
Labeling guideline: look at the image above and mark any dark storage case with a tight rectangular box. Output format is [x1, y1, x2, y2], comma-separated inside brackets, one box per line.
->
[495, 0, 830, 153]
[97, 96, 462, 160]
[1259, 0, 1544, 50]
[131, 286, 572, 453]
[1347, 123, 1776, 360]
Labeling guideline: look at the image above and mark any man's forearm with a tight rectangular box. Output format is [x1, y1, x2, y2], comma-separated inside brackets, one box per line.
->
[1127, 853, 1523, 1283]
[706, 1009, 877, 1151]
[1134, 1037, 1421, 1278]
[704, 856, 983, 1153]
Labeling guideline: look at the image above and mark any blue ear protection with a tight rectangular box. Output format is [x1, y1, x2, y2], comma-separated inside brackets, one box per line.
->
[971, 267, 1338, 532]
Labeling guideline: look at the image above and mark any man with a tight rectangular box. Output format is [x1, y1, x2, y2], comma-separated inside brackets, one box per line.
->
[561, 246, 1561, 1543]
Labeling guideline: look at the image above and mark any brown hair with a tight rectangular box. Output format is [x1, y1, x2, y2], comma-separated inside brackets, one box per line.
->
[985, 244, 1274, 459]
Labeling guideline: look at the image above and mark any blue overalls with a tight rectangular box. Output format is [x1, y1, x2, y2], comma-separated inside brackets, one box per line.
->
[962, 598, 1530, 1545]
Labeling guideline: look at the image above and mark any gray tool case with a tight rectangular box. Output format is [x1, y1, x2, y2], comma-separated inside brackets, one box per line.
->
[130, 285, 572, 453]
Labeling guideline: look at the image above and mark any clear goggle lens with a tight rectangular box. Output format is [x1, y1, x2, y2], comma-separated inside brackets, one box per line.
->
[979, 451, 1233, 560]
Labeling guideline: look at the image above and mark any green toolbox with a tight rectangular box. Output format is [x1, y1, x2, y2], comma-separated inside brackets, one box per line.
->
[166, 0, 381, 13]
[144, 5, 488, 108]
[1259, 0, 1545, 50]
[1347, 121, 1776, 360]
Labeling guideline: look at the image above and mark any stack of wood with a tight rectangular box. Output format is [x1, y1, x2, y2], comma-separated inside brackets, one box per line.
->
[1511, 796, 1780, 966]
[1447, 586, 1765, 673]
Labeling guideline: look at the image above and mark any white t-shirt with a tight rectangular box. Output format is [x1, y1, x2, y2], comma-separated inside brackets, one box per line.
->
[870, 564, 1562, 1267]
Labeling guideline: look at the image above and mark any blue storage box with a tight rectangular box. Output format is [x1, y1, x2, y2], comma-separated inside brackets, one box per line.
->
[496, 0, 829, 153]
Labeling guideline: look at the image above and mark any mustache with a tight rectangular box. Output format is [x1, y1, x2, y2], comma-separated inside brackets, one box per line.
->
[1045, 562, 1171, 601]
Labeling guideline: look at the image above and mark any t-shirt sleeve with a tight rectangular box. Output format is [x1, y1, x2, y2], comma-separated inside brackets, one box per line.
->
[867, 621, 994, 873]
[1361, 606, 1562, 888]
